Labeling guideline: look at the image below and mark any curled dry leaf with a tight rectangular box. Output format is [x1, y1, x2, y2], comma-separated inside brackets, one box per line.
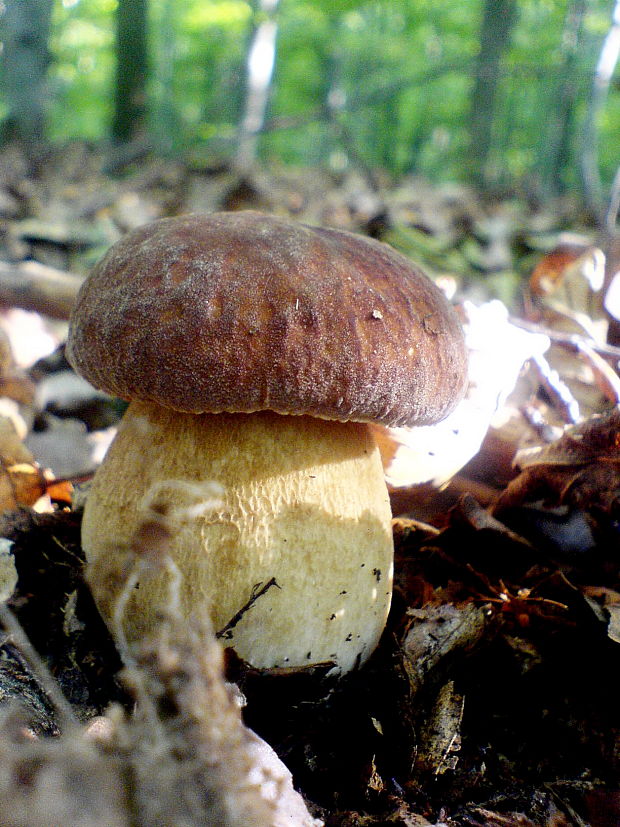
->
[494, 407, 620, 515]
[582, 586, 620, 644]
[0, 416, 47, 510]
[528, 237, 607, 343]
[402, 602, 488, 698]
[414, 680, 464, 776]
[0, 463, 47, 511]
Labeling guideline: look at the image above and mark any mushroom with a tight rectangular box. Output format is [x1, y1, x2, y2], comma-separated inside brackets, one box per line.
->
[67, 211, 467, 673]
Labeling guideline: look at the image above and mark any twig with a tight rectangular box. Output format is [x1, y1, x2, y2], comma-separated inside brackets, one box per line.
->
[511, 315, 620, 404]
[0, 259, 82, 319]
[216, 577, 280, 640]
[572, 338, 620, 404]
[544, 782, 591, 827]
[530, 353, 580, 424]
[510, 316, 620, 362]
[0, 603, 78, 729]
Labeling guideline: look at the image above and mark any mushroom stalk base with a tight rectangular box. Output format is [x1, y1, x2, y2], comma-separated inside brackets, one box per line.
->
[82, 402, 394, 673]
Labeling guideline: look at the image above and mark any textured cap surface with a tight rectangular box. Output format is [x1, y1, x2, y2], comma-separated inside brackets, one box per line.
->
[67, 211, 467, 427]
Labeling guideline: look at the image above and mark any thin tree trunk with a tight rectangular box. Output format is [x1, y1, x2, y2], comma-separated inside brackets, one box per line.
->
[112, 0, 149, 144]
[152, 0, 177, 154]
[540, 0, 587, 196]
[236, 0, 280, 172]
[581, 0, 620, 223]
[0, 0, 53, 154]
[469, 0, 518, 188]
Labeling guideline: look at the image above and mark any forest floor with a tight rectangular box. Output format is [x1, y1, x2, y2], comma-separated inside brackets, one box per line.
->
[0, 142, 618, 826]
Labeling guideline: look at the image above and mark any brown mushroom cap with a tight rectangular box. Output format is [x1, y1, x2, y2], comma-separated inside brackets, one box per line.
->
[67, 211, 467, 428]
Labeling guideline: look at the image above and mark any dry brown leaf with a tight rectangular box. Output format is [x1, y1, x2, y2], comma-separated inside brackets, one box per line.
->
[0, 416, 49, 510]
[414, 680, 464, 775]
[528, 239, 607, 343]
[494, 407, 620, 514]
[582, 586, 620, 643]
[0, 462, 47, 509]
[0, 416, 34, 466]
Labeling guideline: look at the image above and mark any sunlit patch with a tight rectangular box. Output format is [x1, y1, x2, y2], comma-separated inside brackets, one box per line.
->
[2, 309, 59, 368]
[373, 300, 551, 489]
[604, 269, 620, 321]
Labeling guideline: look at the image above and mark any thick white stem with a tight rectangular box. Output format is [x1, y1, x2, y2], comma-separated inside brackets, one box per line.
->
[82, 402, 394, 673]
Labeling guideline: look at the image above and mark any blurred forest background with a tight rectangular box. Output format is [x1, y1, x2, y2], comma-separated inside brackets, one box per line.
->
[0, 0, 618, 338]
[0, 6, 620, 825]
[1, 0, 619, 216]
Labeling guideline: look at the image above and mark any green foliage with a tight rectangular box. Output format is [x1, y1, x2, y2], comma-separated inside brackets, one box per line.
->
[49, 0, 116, 140]
[15, 0, 620, 199]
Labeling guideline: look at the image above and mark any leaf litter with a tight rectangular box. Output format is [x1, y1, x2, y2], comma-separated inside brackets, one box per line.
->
[0, 144, 618, 825]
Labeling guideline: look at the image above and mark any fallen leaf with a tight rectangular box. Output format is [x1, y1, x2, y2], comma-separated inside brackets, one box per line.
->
[494, 408, 620, 514]
[415, 680, 464, 775]
[582, 586, 620, 644]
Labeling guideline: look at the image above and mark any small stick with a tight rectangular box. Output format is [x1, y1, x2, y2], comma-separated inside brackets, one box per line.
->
[572, 338, 620, 404]
[216, 578, 280, 640]
[0, 603, 78, 729]
[510, 316, 620, 362]
[530, 353, 580, 424]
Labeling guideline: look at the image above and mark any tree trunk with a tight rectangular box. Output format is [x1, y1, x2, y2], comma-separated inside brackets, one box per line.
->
[112, 0, 149, 144]
[0, 0, 53, 153]
[581, 0, 620, 224]
[152, 0, 177, 155]
[469, 0, 518, 188]
[236, 0, 280, 172]
[540, 0, 587, 197]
